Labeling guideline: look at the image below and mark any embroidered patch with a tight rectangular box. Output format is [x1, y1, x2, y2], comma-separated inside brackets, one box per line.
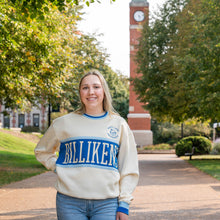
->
[107, 126, 119, 138]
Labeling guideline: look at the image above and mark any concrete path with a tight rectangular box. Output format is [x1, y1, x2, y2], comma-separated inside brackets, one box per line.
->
[1, 154, 220, 220]
[130, 154, 220, 220]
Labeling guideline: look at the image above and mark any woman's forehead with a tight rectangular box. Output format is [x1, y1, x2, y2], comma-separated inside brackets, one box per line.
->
[81, 74, 102, 85]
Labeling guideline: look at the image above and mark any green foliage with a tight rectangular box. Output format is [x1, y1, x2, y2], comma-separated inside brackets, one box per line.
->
[0, 0, 126, 118]
[21, 126, 40, 133]
[0, 1, 52, 108]
[172, 0, 220, 122]
[9, 0, 109, 17]
[0, 2, 112, 111]
[211, 142, 220, 155]
[183, 121, 212, 138]
[175, 136, 212, 157]
[134, 0, 220, 123]
[152, 119, 212, 145]
[151, 119, 180, 145]
[0, 2, 74, 107]
[102, 67, 129, 119]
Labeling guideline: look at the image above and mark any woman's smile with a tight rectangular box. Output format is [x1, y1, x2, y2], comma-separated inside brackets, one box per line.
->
[87, 97, 97, 101]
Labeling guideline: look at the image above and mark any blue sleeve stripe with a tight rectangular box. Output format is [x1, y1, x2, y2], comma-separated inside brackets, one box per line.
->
[118, 201, 129, 209]
[117, 207, 129, 215]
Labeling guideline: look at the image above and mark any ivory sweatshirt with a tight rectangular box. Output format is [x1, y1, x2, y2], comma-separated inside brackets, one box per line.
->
[34, 112, 139, 215]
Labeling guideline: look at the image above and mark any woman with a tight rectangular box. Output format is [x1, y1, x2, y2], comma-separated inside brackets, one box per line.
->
[35, 69, 139, 220]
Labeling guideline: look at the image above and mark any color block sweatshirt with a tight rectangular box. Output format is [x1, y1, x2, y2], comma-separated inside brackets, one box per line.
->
[34, 112, 139, 215]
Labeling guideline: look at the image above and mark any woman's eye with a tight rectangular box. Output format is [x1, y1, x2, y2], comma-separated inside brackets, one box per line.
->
[82, 87, 88, 90]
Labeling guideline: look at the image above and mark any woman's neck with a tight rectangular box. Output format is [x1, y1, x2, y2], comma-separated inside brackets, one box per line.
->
[85, 109, 105, 116]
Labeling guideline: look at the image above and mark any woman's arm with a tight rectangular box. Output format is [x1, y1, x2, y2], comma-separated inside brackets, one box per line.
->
[117, 121, 139, 216]
[34, 122, 60, 171]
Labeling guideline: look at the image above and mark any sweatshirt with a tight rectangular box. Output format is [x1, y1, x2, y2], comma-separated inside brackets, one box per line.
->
[34, 111, 139, 215]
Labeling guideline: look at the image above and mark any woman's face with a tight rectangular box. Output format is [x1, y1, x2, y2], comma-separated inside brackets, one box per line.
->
[80, 74, 105, 115]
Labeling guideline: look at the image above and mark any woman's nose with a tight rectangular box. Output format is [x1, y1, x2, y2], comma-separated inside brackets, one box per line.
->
[89, 87, 94, 94]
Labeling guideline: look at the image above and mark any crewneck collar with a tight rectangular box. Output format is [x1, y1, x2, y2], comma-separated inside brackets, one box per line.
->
[83, 112, 108, 120]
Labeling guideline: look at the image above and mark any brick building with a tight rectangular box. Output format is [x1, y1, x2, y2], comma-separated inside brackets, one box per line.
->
[128, 0, 153, 146]
[0, 104, 48, 131]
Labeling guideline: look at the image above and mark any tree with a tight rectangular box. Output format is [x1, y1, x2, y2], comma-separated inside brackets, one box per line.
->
[9, 0, 116, 16]
[0, 1, 74, 108]
[0, 2, 108, 110]
[173, 0, 220, 122]
[0, 1, 59, 109]
[1, 0, 129, 121]
[0, 0, 129, 121]
[133, 0, 220, 123]
[102, 66, 129, 119]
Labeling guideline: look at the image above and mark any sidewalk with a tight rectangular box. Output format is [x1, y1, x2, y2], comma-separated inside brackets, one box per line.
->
[1, 154, 220, 219]
[130, 154, 220, 220]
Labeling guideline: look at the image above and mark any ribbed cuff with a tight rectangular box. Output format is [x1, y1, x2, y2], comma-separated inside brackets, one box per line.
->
[117, 201, 129, 215]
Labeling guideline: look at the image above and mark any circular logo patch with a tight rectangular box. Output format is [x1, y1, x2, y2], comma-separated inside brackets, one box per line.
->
[107, 126, 119, 138]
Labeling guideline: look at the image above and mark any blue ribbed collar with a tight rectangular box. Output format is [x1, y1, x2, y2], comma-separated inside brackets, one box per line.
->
[83, 112, 108, 120]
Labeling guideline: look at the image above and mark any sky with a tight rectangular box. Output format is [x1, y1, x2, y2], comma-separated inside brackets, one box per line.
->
[78, 0, 166, 76]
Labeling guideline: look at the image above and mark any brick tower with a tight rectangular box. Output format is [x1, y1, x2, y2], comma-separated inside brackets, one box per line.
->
[128, 0, 153, 146]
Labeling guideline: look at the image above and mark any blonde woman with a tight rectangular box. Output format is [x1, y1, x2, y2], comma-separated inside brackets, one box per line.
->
[35, 69, 139, 220]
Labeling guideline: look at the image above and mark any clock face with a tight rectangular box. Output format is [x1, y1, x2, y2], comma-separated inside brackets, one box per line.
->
[134, 10, 145, 22]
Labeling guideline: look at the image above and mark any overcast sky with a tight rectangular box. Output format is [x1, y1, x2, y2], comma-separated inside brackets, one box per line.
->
[78, 0, 166, 76]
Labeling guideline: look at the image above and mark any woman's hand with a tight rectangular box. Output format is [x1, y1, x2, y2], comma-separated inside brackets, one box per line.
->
[116, 212, 128, 220]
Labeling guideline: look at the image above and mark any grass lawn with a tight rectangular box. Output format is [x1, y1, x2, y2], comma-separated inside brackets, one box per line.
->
[0, 131, 46, 187]
[182, 155, 220, 181]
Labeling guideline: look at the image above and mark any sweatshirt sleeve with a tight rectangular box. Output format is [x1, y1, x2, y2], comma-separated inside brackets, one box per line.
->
[117, 120, 139, 215]
[34, 122, 60, 171]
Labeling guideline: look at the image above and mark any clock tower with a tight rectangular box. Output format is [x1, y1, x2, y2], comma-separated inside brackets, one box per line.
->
[128, 0, 153, 146]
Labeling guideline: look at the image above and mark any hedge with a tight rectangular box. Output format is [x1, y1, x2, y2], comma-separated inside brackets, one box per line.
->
[175, 136, 212, 157]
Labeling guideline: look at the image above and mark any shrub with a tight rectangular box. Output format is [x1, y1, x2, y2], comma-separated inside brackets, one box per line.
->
[21, 126, 40, 133]
[211, 142, 220, 155]
[175, 136, 212, 157]
[151, 119, 212, 145]
[151, 120, 180, 145]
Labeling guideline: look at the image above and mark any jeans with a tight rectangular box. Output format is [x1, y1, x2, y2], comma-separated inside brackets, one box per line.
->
[56, 192, 118, 220]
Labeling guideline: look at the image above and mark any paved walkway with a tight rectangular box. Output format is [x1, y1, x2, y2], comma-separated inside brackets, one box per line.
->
[1, 154, 220, 220]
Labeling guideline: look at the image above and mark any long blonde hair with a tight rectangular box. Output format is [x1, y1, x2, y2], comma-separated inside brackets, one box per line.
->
[75, 69, 117, 115]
